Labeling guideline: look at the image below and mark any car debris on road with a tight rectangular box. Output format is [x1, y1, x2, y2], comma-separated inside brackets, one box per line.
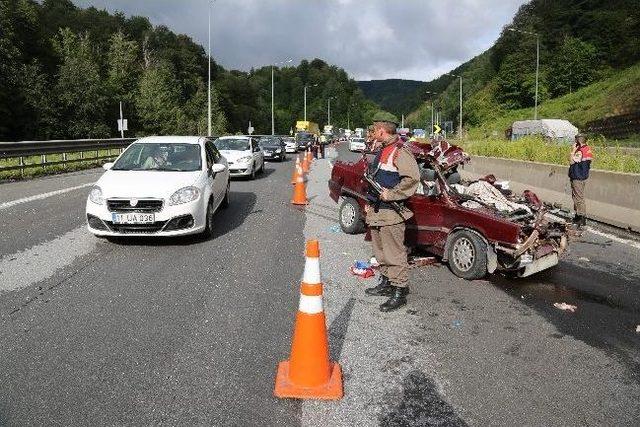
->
[553, 302, 578, 313]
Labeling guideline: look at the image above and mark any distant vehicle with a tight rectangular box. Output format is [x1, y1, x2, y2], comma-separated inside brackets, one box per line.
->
[296, 131, 315, 151]
[354, 128, 364, 138]
[398, 127, 411, 136]
[295, 120, 320, 135]
[349, 137, 367, 152]
[510, 119, 578, 143]
[86, 136, 230, 239]
[323, 125, 334, 135]
[283, 137, 297, 153]
[344, 129, 352, 138]
[258, 136, 286, 161]
[214, 136, 264, 179]
[413, 129, 427, 138]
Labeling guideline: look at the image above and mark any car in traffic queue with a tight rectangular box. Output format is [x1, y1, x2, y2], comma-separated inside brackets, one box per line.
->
[86, 136, 230, 239]
[295, 131, 315, 151]
[329, 140, 570, 280]
[214, 135, 264, 179]
[348, 137, 367, 152]
[258, 136, 287, 161]
[283, 137, 298, 154]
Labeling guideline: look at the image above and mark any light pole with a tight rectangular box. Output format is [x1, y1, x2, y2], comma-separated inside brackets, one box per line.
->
[207, 0, 215, 137]
[447, 74, 463, 139]
[271, 59, 292, 135]
[304, 83, 318, 121]
[425, 91, 437, 137]
[508, 27, 540, 120]
[327, 96, 336, 126]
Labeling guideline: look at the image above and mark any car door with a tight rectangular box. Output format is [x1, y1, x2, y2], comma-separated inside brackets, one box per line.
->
[251, 138, 263, 169]
[205, 141, 226, 201]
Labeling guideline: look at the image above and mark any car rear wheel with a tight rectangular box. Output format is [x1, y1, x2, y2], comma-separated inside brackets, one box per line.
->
[250, 165, 256, 180]
[202, 200, 214, 239]
[447, 230, 487, 280]
[339, 197, 365, 234]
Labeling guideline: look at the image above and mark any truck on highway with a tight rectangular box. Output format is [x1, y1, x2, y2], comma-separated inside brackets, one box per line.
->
[295, 120, 320, 136]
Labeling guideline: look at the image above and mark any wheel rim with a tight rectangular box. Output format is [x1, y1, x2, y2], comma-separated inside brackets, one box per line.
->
[452, 237, 475, 272]
[341, 203, 356, 227]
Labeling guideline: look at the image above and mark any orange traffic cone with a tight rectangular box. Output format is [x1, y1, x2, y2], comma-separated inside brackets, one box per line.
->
[274, 240, 343, 400]
[291, 171, 308, 205]
[306, 147, 313, 164]
[301, 153, 310, 174]
[291, 156, 303, 184]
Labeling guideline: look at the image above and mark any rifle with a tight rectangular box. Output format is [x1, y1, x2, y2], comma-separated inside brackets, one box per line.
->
[363, 170, 405, 213]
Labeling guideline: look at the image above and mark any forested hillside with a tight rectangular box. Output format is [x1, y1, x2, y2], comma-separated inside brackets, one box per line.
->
[357, 79, 428, 119]
[406, 0, 640, 133]
[0, 0, 378, 141]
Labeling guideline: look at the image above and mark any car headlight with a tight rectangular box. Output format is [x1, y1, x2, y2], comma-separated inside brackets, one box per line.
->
[89, 186, 104, 205]
[169, 186, 200, 205]
[237, 156, 252, 164]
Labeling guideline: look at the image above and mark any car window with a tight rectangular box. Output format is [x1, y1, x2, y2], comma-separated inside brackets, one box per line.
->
[112, 143, 202, 172]
[209, 142, 221, 162]
[204, 142, 214, 169]
[214, 138, 250, 151]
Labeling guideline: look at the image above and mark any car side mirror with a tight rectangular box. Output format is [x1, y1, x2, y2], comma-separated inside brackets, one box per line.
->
[103, 162, 114, 171]
[211, 163, 226, 174]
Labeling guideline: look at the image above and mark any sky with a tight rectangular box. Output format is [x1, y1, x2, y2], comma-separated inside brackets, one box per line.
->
[72, 0, 529, 82]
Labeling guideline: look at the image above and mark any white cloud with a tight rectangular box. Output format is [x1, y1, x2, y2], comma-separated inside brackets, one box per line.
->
[72, 0, 528, 81]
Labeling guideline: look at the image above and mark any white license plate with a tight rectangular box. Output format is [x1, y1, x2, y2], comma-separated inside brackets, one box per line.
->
[112, 213, 155, 224]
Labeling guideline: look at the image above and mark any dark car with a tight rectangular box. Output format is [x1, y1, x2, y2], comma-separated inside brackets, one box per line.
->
[258, 136, 286, 161]
[328, 140, 570, 280]
[295, 132, 314, 151]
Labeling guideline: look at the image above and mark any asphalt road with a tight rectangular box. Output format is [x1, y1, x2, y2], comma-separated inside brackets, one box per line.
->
[1, 144, 639, 426]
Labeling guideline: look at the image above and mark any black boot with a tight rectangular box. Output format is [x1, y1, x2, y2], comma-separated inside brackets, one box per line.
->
[578, 215, 587, 227]
[365, 275, 392, 296]
[380, 286, 409, 312]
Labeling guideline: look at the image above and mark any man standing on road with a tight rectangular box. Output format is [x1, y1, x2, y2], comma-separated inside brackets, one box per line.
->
[569, 134, 593, 227]
[364, 112, 420, 312]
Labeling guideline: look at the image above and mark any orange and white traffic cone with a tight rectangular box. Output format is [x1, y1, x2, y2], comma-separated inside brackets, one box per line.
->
[307, 147, 313, 164]
[301, 153, 310, 174]
[274, 240, 343, 400]
[291, 156, 303, 184]
[291, 171, 308, 205]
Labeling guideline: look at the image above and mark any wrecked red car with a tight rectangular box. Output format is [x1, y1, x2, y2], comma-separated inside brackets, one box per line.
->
[328, 140, 569, 279]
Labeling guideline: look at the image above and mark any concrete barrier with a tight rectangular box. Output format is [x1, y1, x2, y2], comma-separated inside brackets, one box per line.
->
[459, 156, 640, 232]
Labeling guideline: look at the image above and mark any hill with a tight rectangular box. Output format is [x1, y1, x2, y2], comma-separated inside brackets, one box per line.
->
[405, 0, 640, 137]
[357, 79, 428, 119]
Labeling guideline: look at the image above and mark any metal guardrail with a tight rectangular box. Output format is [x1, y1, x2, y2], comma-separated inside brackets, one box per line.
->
[0, 135, 294, 177]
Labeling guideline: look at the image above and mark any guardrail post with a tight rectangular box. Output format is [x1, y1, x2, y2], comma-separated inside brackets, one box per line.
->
[19, 156, 24, 178]
[41, 154, 46, 170]
[63, 152, 67, 168]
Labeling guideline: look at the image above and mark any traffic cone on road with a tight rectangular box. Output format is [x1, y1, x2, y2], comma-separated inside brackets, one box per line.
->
[274, 240, 343, 400]
[306, 147, 313, 164]
[301, 153, 310, 174]
[291, 171, 308, 205]
[291, 156, 303, 184]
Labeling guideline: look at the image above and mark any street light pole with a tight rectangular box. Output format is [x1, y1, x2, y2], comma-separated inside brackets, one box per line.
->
[207, 0, 214, 137]
[303, 83, 318, 122]
[271, 59, 292, 135]
[508, 27, 540, 120]
[447, 74, 463, 139]
[327, 97, 335, 126]
[425, 91, 437, 137]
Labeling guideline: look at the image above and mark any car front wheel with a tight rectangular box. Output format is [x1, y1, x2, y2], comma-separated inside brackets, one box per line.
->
[339, 197, 366, 234]
[221, 182, 230, 209]
[202, 200, 214, 239]
[447, 230, 487, 280]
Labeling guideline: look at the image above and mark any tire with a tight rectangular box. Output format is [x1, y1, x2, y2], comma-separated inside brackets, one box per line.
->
[447, 230, 487, 280]
[250, 164, 256, 180]
[202, 200, 214, 239]
[339, 197, 366, 234]
[221, 181, 230, 209]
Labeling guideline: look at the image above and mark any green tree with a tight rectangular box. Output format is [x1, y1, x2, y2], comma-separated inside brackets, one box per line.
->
[548, 36, 600, 97]
[53, 28, 109, 138]
[136, 61, 181, 135]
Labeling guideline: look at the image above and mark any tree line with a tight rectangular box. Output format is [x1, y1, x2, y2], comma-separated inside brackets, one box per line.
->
[0, 0, 379, 141]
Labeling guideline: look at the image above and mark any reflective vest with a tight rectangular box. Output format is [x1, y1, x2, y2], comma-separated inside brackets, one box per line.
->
[568, 144, 593, 180]
[368, 141, 403, 209]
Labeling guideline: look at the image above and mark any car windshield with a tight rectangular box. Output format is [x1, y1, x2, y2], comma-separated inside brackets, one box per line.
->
[352, 138, 365, 142]
[112, 143, 202, 172]
[214, 138, 250, 151]
[296, 133, 313, 142]
[259, 137, 280, 147]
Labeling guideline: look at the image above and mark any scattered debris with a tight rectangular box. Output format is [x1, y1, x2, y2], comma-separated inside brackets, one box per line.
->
[409, 256, 439, 268]
[578, 257, 590, 262]
[350, 260, 375, 278]
[553, 302, 577, 313]
[452, 320, 463, 329]
[327, 224, 341, 233]
[636, 325, 640, 333]
[369, 257, 379, 268]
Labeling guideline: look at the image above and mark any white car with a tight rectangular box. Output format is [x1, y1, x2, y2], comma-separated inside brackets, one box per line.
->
[86, 136, 230, 238]
[283, 137, 297, 153]
[349, 137, 367, 152]
[214, 136, 264, 179]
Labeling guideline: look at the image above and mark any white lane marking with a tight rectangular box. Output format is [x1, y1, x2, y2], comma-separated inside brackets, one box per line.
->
[0, 182, 95, 210]
[0, 226, 96, 293]
[586, 227, 640, 250]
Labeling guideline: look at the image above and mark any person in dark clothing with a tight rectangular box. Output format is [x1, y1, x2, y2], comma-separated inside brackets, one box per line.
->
[568, 134, 593, 227]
